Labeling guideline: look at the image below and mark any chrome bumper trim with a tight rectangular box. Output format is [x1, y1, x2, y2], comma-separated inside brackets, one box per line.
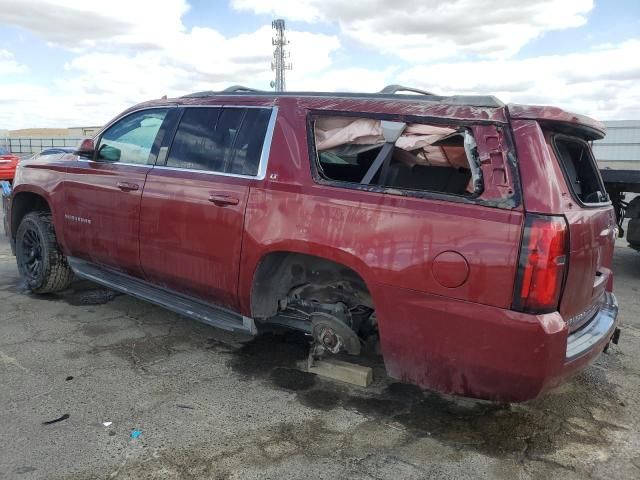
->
[566, 292, 618, 361]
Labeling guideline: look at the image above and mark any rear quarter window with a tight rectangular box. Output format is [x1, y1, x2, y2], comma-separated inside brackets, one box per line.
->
[552, 135, 608, 205]
[310, 114, 483, 198]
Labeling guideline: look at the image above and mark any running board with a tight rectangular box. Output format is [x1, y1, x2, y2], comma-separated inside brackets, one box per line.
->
[67, 257, 257, 335]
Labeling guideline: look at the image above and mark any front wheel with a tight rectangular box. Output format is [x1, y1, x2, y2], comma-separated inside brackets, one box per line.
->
[16, 211, 74, 293]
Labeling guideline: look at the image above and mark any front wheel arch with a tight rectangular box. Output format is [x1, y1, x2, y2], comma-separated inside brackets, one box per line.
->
[10, 191, 52, 239]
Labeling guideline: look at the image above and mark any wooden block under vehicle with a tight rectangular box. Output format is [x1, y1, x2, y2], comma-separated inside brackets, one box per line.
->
[308, 359, 373, 387]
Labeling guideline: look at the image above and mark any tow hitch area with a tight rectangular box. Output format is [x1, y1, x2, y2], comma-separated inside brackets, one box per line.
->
[605, 327, 622, 354]
[613, 327, 622, 345]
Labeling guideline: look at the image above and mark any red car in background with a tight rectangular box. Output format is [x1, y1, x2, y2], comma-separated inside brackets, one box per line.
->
[0, 147, 20, 182]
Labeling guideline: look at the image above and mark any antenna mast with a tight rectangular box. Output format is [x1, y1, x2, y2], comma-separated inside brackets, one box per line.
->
[271, 19, 292, 92]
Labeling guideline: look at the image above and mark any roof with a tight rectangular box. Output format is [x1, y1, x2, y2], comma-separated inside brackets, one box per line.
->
[181, 84, 505, 109]
[133, 89, 510, 124]
[593, 120, 640, 163]
[507, 104, 606, 140]
[129, 85, 604, 138]
[182, 90, 505, 109]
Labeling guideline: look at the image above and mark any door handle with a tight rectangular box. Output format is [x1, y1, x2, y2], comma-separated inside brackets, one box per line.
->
[208, 194, 240, 206]
[117, 182, 139, 192]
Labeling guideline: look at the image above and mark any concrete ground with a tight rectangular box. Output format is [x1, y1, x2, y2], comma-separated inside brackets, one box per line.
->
[0, 212, 639, 480]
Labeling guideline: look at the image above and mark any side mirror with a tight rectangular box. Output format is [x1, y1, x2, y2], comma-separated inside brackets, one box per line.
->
[97, 144, 121, 162]
[75, 138, 95, 158]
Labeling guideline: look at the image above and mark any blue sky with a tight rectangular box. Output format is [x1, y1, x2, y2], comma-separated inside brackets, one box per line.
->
[0, 0, 639, 128]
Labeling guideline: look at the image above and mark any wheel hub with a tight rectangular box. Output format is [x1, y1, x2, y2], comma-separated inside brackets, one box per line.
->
[318, 327, 342, 352]
[311, 312, 361, 356]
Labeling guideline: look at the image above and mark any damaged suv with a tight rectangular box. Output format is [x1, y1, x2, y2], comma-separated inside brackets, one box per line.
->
[3, 85, 620, 401]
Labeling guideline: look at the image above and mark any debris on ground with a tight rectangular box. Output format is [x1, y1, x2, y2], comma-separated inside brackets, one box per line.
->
[42, 414, 70, 425]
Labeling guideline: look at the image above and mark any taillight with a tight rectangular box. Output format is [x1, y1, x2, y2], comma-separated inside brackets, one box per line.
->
[512, 214, 568, 314]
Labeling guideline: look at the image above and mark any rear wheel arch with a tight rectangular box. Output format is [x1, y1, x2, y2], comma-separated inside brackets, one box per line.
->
[250, 250, 374, 320]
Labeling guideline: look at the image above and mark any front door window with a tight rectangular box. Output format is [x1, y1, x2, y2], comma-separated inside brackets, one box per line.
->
[97, 109, 168, 164]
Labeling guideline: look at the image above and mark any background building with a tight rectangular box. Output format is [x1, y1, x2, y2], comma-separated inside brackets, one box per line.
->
[1, 126, 102, 154]
[594, 120, 640, 170]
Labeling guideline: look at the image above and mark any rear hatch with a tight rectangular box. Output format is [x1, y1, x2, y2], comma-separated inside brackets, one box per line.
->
[546, 132, 616, 330]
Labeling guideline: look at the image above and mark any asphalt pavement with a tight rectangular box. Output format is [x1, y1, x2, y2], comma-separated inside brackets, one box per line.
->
[0, 209, 639, 479]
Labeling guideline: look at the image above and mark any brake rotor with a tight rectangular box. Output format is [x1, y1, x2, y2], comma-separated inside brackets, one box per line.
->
[310, 312, 361, 355]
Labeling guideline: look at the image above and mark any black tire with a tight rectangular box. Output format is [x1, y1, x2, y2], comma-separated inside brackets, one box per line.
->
[16, 211, 74, 293]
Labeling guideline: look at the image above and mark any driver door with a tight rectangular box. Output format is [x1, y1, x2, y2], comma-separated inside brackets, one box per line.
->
[62, 108, 172, 277]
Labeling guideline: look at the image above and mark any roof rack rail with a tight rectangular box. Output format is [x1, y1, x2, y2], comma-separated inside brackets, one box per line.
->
[181, 85, 266, 98]
[379, 84, 435, 96]
[179, 86, 503, 108]
[222, 85, 264, 93]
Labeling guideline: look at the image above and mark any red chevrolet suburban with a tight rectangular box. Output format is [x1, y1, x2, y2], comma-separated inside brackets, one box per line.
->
[2, 85, 620, 402]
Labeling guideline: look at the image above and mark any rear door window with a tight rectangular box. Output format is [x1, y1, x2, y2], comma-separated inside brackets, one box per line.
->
[553, 136, 607, 204]
[166, 107, 225, 172]
[165, 107, 272, 176]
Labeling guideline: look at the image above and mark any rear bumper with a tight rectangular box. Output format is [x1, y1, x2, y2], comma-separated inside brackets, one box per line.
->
[566, 292, 617, 360]
[373, 284, 619, 402]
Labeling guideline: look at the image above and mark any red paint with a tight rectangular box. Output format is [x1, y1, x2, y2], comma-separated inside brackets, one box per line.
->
[7, 93, 618, 402]
[508, 104, 606, 140]
[432, 251, 470, 288]
[513, 120, 616, 323]
[139, 168, 251, 310]
[371, 283, 606, 402]
[63, 160, 151, 277]
[0, 150, 20, 181]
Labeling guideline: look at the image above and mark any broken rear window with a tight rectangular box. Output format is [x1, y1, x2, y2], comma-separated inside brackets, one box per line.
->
[552, 135, 607, 204]
[312, 115, 482, 197]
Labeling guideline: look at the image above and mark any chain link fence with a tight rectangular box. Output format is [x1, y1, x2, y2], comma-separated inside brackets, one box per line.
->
[3, 138, 83, 154]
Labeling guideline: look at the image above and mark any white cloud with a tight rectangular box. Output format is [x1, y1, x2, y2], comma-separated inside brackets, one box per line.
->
[0, 29, 340, 128]
[398, 39, 640, 120]
[0, 0, 638, 128]
[289, 66, 397, 92]
[232, 0, 594, 60]
[0, 49, 27, 75]
[0, 0, 340, 128]
[0, 0, 188, 50]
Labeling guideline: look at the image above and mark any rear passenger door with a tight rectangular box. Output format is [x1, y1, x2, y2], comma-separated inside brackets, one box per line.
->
[139, 106, 275, 310]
